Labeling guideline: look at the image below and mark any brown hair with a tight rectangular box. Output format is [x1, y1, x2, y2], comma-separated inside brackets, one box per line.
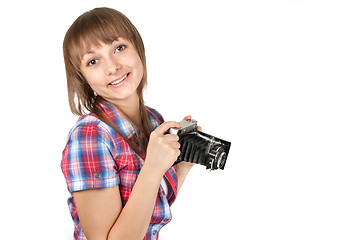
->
[63, 7, 151, 155]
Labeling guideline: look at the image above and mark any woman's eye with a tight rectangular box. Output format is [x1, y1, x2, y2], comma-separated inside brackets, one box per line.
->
[115, 45, 127, 53]
[87, 59, 98, 66]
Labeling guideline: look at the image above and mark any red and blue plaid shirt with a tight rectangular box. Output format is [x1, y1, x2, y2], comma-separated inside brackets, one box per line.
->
[61, 98, 178, 240]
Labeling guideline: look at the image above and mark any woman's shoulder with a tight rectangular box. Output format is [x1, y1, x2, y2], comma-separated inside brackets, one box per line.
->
[66, 114, 114, 142]
[75, 114, 100, 127]
[62, 114, 119, 161]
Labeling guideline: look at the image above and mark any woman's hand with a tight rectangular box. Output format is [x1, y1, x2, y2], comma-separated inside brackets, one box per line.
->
[145, 121, 182, 176]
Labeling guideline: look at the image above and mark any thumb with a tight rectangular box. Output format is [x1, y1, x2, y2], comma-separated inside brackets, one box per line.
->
[155, 121, 182, 135]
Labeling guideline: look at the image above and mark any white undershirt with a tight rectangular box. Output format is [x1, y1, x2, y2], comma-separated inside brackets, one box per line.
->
[160, 176, 170, 197]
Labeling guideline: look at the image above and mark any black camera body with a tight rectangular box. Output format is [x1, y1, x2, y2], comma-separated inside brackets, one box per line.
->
[169, 119, 231, 170]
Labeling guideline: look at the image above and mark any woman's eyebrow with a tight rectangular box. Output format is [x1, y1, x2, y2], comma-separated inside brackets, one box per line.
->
[82, 50, 95, 60]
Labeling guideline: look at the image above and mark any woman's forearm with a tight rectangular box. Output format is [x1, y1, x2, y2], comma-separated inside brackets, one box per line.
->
[108, 162, 192, 240]
[108, 121, 183, 240]
[108, 165, 163, 240]
[175, 163, 194, 191]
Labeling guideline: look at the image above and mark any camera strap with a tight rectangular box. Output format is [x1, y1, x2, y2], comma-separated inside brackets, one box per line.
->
[164, 170, 177, 200]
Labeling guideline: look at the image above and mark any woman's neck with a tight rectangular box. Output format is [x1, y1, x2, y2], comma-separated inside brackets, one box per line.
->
[110, 94, 142, 129]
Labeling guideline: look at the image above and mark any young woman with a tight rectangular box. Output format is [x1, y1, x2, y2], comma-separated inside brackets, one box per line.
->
[61, 7, 198, 240]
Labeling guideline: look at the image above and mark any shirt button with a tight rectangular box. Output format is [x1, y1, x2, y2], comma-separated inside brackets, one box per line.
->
[152, 230, 157, 235]
[164, 218, 169, 222]
[95, 172, 102, 179]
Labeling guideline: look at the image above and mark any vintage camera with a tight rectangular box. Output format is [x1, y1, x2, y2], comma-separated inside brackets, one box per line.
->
[169, 119, 231, 170]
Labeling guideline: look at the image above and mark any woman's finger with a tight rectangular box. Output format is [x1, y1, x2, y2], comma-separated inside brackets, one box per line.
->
[182, 115, 192, 121]
[154, 121, 182, 135]
[164, 133, 179, 142]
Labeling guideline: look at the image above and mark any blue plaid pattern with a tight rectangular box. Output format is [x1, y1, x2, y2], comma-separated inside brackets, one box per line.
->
[61, 98, 178, 240]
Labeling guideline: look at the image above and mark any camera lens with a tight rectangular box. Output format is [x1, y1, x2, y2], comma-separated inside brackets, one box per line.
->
[217, 151, 226, 169]
[208, 145, 227, 170]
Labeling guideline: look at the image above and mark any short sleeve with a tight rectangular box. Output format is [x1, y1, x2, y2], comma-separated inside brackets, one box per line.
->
[61, 123, 119, 193]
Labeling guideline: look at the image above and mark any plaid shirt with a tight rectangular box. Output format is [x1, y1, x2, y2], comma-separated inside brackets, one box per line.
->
[61, 98, 178, 240]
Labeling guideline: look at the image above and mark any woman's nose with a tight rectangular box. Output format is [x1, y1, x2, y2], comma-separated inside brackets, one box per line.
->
[106, 56, 121, 75]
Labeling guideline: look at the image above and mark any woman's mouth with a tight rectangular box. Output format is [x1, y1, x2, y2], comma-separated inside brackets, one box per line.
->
[109, 73, 129, 86]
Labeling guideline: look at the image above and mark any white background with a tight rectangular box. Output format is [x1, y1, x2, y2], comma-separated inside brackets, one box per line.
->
[1, 0, 341, 239]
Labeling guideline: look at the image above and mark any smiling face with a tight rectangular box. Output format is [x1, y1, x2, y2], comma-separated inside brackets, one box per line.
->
[80, 38, 144, 106]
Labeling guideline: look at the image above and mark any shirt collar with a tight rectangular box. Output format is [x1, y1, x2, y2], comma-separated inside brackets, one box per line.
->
[96, 97, 161, 139]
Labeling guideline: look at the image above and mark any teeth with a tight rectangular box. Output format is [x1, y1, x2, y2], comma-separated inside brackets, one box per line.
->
[110, 74, 128, 85]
